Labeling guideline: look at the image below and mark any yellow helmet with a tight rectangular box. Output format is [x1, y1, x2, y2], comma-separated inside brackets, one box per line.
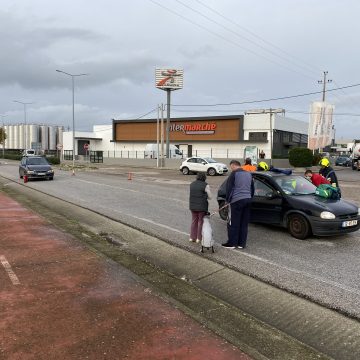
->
[258, 161, 269, 171]
[319, 158, 330, 167]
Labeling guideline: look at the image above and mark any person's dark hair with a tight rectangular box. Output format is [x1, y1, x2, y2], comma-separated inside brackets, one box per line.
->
[196, 172, 207, 181]
[229, 159, 241, 166]
[304, 169, 313, 176]
[245, 157, 252, 165]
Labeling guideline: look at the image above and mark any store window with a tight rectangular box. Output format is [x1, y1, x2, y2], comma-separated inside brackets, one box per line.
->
[249, 132, 268, 141]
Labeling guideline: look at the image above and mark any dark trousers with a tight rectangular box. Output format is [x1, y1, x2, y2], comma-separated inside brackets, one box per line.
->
[227, 198, 252, 247]
[190, 211, 205, 240]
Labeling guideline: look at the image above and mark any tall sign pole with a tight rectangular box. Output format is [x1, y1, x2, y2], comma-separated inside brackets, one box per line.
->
[166, 89, 171, 158]
[155, 68, 183, 159]
[156, 105, 160, 168]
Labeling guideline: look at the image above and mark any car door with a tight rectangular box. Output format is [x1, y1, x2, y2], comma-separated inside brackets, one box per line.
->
[251, 178, 283, 224]
[196, 158, 209, 173]
[185, 157, 198, 172]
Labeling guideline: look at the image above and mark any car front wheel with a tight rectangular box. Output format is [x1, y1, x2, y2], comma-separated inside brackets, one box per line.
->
[182, 167, 189, 175]
[288, 214, 310, 240]
[218, 201, 229, 220]
[207, 168, 216, 176]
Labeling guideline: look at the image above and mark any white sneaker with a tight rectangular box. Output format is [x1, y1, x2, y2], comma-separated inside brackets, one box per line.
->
[196, 239, 201, 243]
[189, 238, 195, 242]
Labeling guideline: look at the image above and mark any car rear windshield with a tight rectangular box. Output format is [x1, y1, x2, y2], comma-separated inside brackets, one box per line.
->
[274, 175, 316, 195]
[27, 158, 50, 165]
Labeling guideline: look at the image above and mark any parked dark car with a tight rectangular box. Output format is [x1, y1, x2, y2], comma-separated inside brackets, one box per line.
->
[19, 156, 54, 180]
[217, 172, 360, 239]
[335, 156, 351, 167]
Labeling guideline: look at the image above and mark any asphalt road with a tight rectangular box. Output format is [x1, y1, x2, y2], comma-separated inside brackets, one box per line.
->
[0, 162, 359, 318]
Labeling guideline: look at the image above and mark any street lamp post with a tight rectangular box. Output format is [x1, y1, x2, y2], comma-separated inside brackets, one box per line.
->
[56, 69, 88, 175]
[13, 100, 33, 150]
[0, 114, 7, 158]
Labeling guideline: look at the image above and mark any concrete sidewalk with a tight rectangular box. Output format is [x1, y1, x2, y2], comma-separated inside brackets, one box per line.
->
[0, 192, 250, 360]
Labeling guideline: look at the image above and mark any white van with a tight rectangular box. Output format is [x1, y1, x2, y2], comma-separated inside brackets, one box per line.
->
[22, 149, 36, 156]
[144, 144, 183, 159]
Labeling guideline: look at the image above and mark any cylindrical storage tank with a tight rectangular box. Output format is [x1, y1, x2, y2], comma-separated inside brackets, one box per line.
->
[8, 125, 13, 149]
[40, 125, 48, 150]
[57, 126, 64, 146]
[29, 125, 39, 150]
[24, 124, 29, 149]
[48, 126, 56, 150]
[13, 125, 20, 149]
[18, 124, 24, 149]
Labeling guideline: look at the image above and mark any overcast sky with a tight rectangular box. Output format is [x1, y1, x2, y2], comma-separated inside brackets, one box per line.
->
[1, 0, 359, 140]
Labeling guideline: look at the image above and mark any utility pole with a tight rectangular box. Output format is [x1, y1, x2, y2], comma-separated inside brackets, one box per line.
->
[245, 108, 285, 166]
[318, 71, 332, 102]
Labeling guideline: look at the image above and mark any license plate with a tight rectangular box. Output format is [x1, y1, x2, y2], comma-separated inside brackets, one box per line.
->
[342, 220, 358, 227]
[38, 172, 46, 176]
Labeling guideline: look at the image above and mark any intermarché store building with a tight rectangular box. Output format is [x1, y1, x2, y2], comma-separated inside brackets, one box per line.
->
[112, 113, 308, 159]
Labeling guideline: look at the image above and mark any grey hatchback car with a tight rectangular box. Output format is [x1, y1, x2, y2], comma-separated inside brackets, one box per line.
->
[19, 156, 54, 180]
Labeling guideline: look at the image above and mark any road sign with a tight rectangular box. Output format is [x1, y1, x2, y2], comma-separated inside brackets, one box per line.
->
[83, 143, 89, 150]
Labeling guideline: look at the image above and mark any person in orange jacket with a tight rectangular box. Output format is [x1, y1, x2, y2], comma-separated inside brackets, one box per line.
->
[241, 157, 257, 172]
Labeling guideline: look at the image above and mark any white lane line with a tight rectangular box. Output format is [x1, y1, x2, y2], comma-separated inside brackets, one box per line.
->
[76, 179, 187, 205]
[98, 205, 190, 236]
[0, 255, 20, 285]
[131, 215, 189, 235]
[242, 252, 360, 296]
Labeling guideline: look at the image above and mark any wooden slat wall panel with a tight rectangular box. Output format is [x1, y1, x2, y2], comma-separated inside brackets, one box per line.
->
[115, 119, 241, 141]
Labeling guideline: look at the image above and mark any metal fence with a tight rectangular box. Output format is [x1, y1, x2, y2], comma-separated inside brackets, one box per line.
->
[103, 149, 249, 159]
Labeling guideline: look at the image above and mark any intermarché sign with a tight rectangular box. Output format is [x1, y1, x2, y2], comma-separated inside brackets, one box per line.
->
[169, 122, 217, 135]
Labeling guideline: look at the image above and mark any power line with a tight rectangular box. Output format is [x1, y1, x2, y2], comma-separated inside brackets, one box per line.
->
[193, 0, 321, 76]
[174, 0, 318, 78]
[134, 107, 157, 119]
[150, 0, 316, 80]
[171, 82, 360, 107]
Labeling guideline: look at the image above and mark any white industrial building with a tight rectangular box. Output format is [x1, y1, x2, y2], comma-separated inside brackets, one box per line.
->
[3, 124, 64, 151]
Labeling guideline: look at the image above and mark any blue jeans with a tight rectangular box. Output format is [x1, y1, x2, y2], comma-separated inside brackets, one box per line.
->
[227, 198, 252, 247]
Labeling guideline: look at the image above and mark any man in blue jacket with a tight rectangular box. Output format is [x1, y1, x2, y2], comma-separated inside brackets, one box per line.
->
[222, 160, 255, 249]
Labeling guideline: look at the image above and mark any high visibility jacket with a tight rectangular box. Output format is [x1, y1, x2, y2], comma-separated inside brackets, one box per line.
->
[241, 164, 257, 172]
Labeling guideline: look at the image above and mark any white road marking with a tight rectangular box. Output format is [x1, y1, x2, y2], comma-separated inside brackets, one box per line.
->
[242, 252, 360, 296]
[76, 178, 187, 204]
[0, 255, 20, 285]
[131, 215, 189, 235]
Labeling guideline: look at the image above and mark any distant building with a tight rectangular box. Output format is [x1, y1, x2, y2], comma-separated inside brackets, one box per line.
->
[4, 124, 64, 151]
[62, 112, 308, 159]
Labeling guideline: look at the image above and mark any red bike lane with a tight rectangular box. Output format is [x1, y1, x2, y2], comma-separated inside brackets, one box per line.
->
[0, 192, 250, 360]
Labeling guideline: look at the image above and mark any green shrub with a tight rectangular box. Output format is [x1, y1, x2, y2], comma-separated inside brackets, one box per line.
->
[312, 153, 322, 166]
[288, 147, 313, 167]
[4, 154, 22, 161]
[46, 157, 61, 165]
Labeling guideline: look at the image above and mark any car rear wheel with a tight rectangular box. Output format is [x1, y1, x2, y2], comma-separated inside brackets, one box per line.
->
[218, 201, 229, 221]
[288, 214, 310, 240]
[182, 167, 189, 175]
[207, 168, 216, 176]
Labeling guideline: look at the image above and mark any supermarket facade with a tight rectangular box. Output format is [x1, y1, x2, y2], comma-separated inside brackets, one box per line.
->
[62, 112, 308, 159]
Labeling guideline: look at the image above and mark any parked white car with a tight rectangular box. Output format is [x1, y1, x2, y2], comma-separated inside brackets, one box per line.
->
[179, 157, 228, 176]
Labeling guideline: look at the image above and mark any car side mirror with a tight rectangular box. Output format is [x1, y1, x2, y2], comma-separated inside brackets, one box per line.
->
[202, 162, 206, 165]
[266, 192, 279, 199]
